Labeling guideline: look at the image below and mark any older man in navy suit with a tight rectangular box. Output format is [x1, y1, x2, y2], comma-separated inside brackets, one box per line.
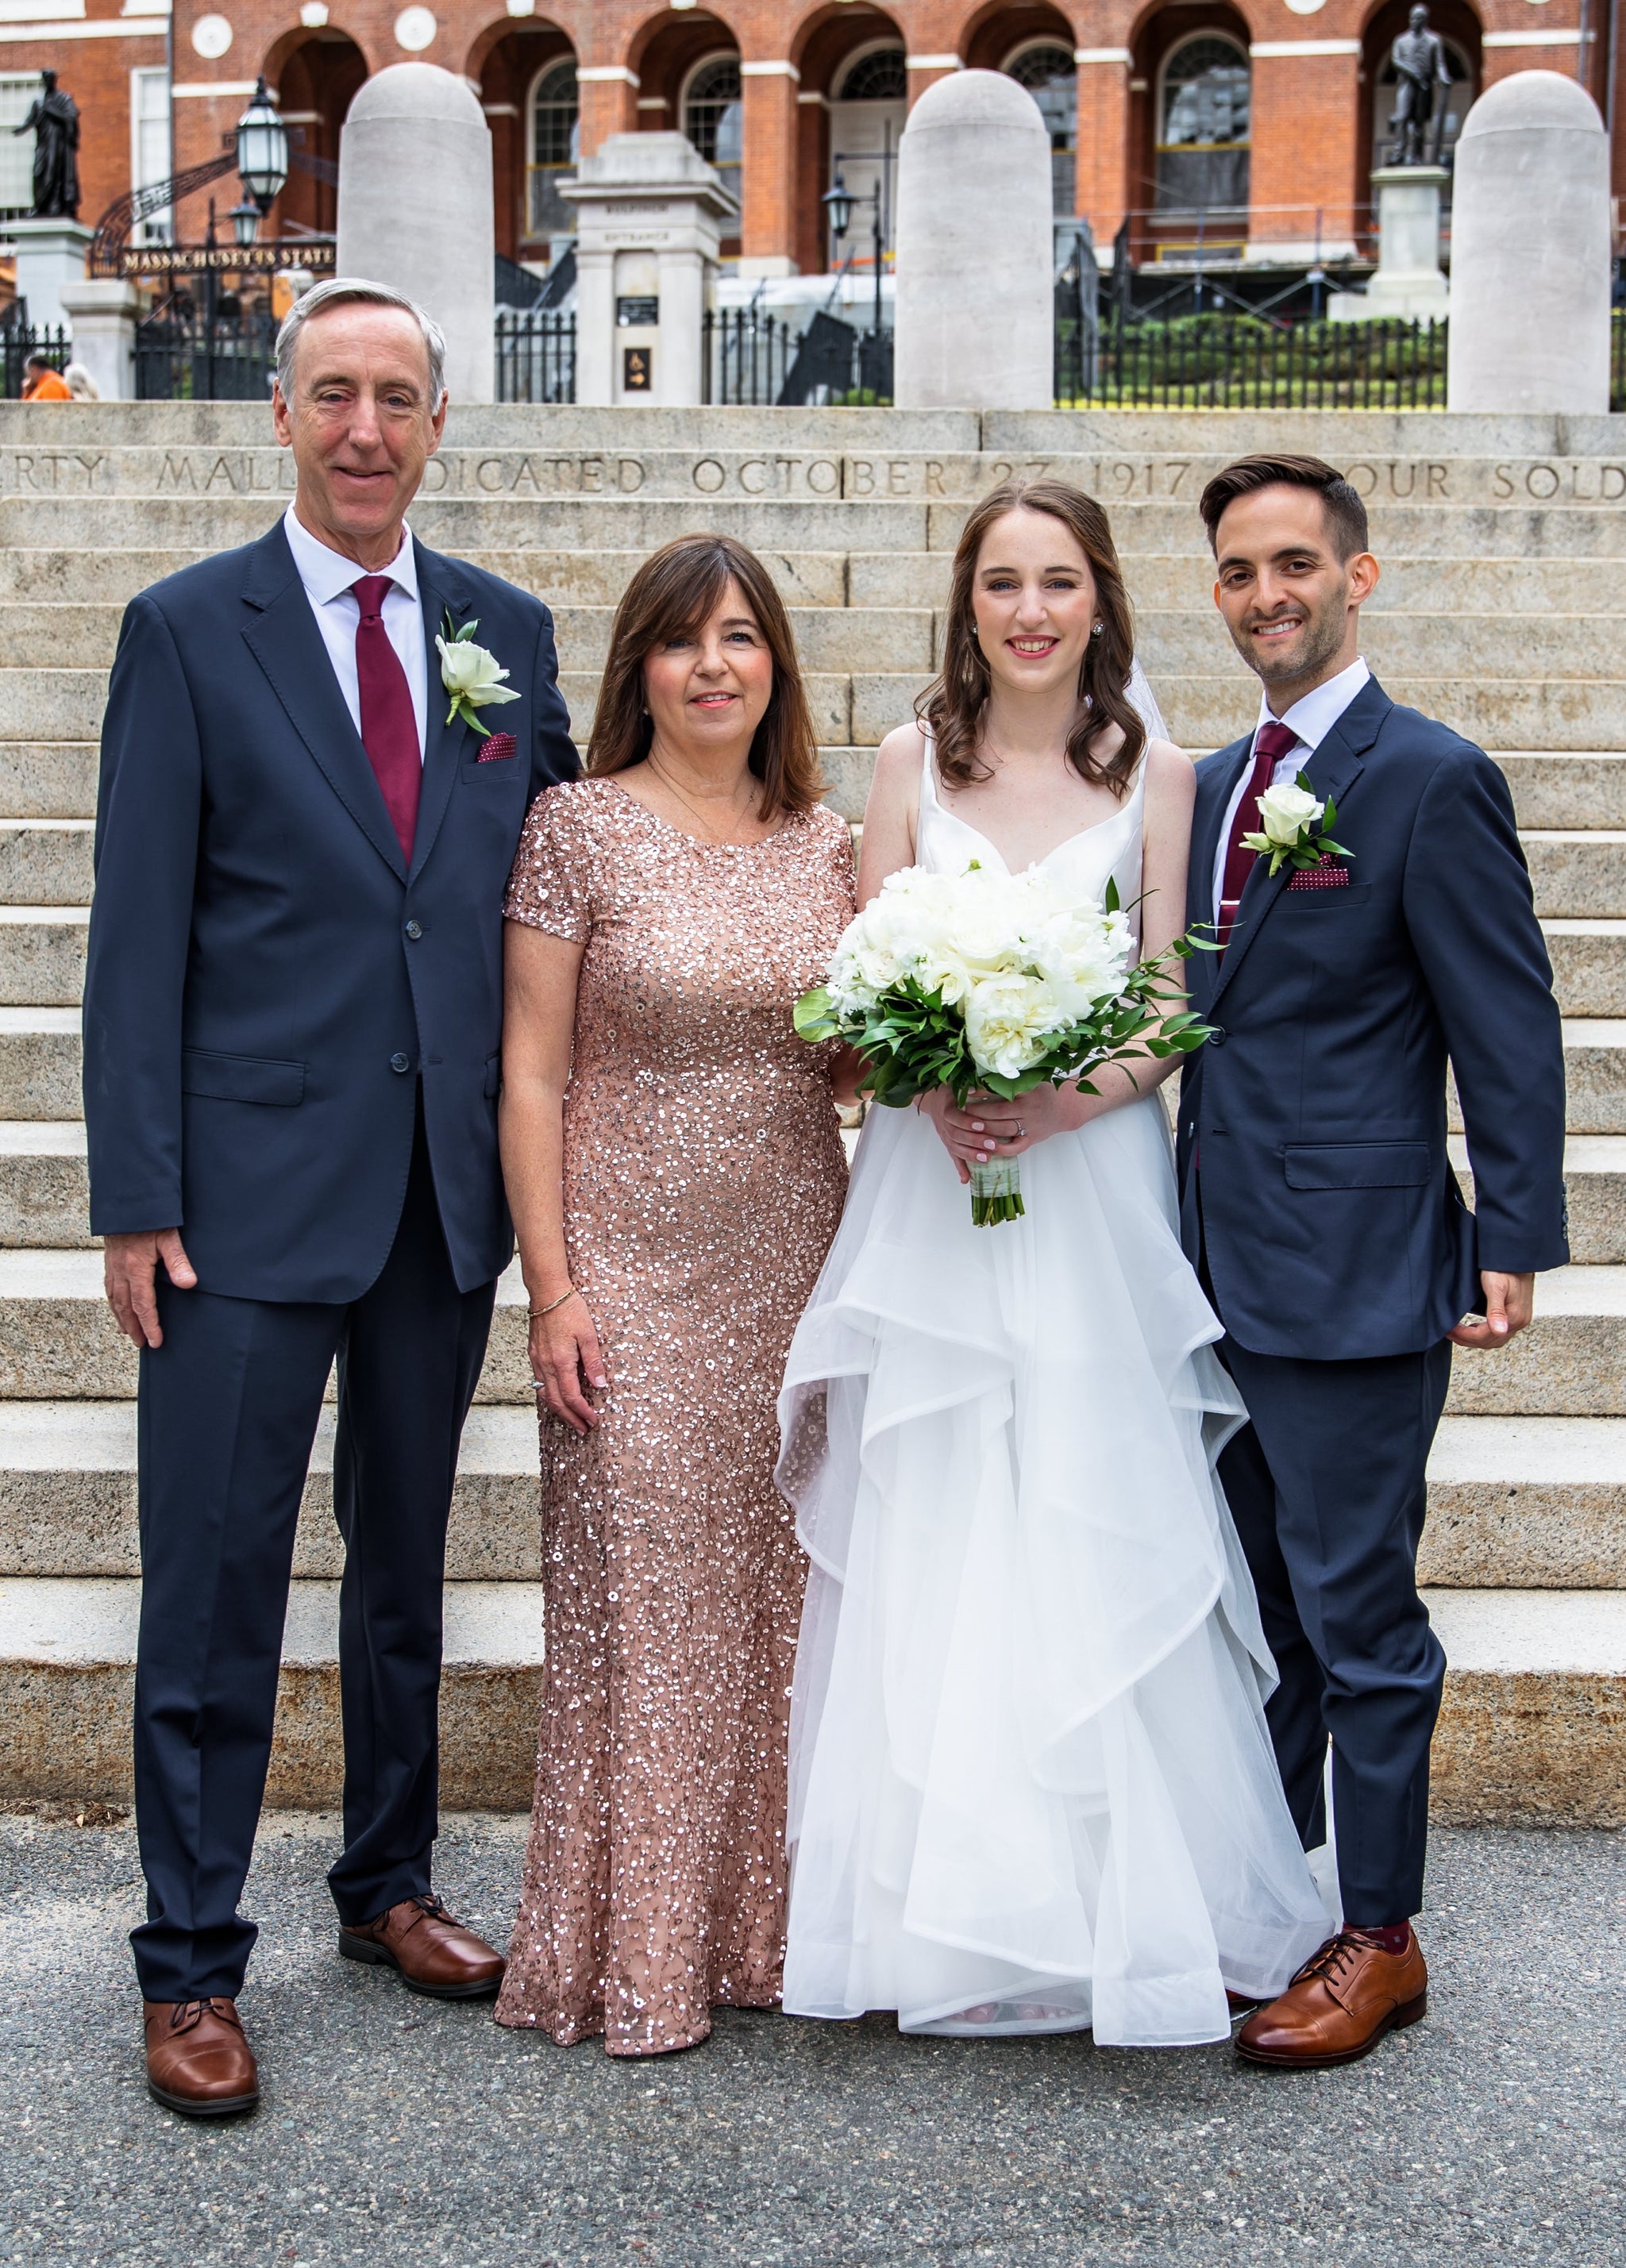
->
[83, 279, 578, 2116]
[1177, 455, 1566, 2070]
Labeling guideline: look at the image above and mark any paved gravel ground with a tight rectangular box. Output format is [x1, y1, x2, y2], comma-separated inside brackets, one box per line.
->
[0, 1812, 1620, 2268]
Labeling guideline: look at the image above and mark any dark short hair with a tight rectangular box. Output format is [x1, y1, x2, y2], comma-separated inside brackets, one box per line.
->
[23, 352, 48, 370]
[1199, 453, 1370, 562]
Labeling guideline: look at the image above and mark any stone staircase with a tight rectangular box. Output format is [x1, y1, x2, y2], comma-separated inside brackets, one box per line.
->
[0, 402, 1620, 1826]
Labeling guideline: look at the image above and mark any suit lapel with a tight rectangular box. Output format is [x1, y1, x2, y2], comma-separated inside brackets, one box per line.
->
[1208, 676, 1389, 1011]
[409, 541, 477, 884]
[240, 522, 407, 884]
[1188, 734, 1254, 1017]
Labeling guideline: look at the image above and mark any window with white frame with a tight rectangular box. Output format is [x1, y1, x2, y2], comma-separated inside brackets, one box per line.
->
[682, 53, 741, 214]
[0, 74, 40, 216]
[1155, 34, 1250, 221]
[130, 66, 171, 244]
[1004, 41, 1077, 218]
[526, 57, 577, 239]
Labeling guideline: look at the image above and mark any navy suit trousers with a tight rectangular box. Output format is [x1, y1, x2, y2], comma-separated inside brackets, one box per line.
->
[129, 1100, 496, 2002]
[1211, 1326, 1451, 1926]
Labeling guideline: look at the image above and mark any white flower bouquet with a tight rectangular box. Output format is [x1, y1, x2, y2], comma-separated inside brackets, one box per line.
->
[796, 863, 1212, 1225]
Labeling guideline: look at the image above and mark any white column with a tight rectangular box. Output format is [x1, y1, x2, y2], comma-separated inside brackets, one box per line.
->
[1447, 71, 1610, 414]
[573, 246, 615, 407]
[895, 71, 1053, 411]
[8, 218, 94, 338]
[59, 279, 141, 400]
[337, 64, 495, 405]
[654, 247, 705, 408]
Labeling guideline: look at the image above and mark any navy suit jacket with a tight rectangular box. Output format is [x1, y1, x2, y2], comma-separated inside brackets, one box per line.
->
[1175, 674, 1568, 1360]
[83, 518, 580, 1301]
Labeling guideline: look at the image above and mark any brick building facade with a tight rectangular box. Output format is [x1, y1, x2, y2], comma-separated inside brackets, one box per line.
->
[0, 0, 1612, 282]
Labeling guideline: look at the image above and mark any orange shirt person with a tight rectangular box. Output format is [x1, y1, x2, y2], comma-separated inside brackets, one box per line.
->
[21, 356, 71, 400]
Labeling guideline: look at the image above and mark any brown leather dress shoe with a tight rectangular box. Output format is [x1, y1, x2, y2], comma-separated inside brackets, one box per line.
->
[143, 1998, 260, 2117]
[338, 1892, 506, 1999]
[1235, 1927, 1428, 2070]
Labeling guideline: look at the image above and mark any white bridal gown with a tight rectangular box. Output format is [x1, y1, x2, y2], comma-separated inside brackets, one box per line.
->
[776, 731, 1330, 2047]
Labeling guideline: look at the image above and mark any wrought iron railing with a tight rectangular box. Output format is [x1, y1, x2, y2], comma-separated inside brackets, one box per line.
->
[494, 308, 576, 403]
[135, 307, 278, 401]
[1613, 309, 1626, 415]
[1056, 314, 1450, 411]
[1, 322, 70, 399]
[702, 309, 892, 406]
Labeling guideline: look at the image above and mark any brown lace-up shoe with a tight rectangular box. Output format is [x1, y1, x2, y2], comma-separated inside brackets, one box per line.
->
[1235, 1927, 1428, 2070]
[143, 1998, 260, 2117]
[337, 1892, 506, 1999]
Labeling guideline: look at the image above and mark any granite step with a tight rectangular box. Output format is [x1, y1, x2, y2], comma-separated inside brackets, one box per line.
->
[0, 1574, 544, 1810]
[0, 822, 94, 907]
[0, 600, 939, 678]
[0, 1400, 540, 1579]
[0, 1010, 82, 1118]
[0, 1399, 1615, 1590]
[1422, 1416, 1626, 1587]
[0, 744, 98, 822]
[0, 1573, 1615, 1821]
[0, 1249, 1612, 1413]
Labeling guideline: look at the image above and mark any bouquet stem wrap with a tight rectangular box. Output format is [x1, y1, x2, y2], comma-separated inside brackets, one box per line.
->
[795, 861, 1214, 1227]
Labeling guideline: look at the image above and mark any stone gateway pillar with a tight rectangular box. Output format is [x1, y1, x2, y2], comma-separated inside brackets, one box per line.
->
[894, 70, 1053, 411]
[1447, 71, 1610, 415]
[336, 64, 495, 406]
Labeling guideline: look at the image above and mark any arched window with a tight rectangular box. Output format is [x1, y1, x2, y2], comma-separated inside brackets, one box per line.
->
[837, 45, 907, 102]
[527, 57, 578, 239]
[1156, 34, 1250, 223]
[684, 52, 742, 210]
[1004, 40, 1077, 217]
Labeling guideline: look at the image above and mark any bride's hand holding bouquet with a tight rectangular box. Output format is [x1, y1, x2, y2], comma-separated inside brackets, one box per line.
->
[796, 859, 1213, 1224]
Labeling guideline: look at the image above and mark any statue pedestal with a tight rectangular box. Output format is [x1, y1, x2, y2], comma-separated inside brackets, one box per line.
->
[1329, 167, 1449, 323]
[560, 135, 736, 409]
[60, 279, 139, 399]
[9, 218, 93, 338]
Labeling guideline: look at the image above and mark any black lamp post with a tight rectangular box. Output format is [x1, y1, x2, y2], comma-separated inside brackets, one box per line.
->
[228, 198, 261, 250]
[823, 164, 886, 337]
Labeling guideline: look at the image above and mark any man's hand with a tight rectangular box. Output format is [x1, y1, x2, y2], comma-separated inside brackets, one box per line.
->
[103, 1229, 197, 1349]
[1448, 1271, 1535, 1351]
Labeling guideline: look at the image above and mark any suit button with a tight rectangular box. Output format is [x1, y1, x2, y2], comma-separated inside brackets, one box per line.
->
[404, 919, 422, 941]
[390, 1053, 411, 1074]
[1208, 1026, 1227, 1046]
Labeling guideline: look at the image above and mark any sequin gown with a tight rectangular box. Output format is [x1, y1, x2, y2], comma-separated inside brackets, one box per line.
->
[495, 776, 856, 2055]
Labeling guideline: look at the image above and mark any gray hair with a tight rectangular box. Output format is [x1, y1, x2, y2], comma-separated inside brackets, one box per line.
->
[274, 276, 447, 406]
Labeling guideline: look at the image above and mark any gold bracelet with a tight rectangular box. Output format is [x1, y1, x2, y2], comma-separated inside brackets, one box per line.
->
[529, 1288, 578, 1319]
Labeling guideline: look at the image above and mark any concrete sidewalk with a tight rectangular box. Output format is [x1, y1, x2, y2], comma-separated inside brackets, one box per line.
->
[0, 1812, 1620, 2267]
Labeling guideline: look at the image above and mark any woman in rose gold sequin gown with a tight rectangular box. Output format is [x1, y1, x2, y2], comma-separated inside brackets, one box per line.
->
[493, 536, 855, 2055]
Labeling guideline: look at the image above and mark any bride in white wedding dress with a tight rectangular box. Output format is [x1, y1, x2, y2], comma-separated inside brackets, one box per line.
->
[776, 479, 1330, 2049]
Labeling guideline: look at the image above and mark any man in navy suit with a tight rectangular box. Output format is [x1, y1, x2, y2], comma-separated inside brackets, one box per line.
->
[83, 279, 578, 2116]
[1177, 455, 1566, 2069]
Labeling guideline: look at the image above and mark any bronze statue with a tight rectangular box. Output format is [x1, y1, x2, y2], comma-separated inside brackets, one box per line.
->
[13, 70, 80, 219]
[1386, 6, 1451, 167]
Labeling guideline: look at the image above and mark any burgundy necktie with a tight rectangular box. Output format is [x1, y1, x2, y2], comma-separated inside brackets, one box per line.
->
[352, 574, 421, 862]
[1217, 718, 1299, 949]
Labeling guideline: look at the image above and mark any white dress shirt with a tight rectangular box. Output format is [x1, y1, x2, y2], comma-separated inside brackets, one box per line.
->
[283, 506, 428, 762]
[1211, 656, 1370, 928]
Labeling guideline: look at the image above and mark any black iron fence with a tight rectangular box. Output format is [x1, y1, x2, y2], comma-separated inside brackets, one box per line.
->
[1056, 313, 1451, 411]
[494, 308, 576, 403]
[136, 306, 278, 401]
[702, 309, 892, 406]
[1, 322, 69, 399]
[1613, 309, 1626, 415]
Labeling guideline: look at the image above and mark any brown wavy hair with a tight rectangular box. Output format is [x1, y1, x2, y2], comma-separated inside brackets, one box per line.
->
[921, 477, 1145, 795]
[587, 533, 823, 817]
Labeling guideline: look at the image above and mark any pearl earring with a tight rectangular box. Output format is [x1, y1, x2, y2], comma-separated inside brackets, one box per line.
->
[1092, 622, 1104, 637]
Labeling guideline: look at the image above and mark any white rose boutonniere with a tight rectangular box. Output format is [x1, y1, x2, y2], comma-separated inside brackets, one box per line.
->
[1243, 768, 1352, 877]
[437, 612, 522, 737]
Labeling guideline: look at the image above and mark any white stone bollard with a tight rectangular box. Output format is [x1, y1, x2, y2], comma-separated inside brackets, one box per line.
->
[59, 279, 141, 399]
[1447, 70, 1610, 415]
[336, 63, 495, 405]
[895, 69, 1053, 411]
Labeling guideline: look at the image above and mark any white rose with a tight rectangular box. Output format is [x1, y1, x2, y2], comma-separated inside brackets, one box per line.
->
[437, 633, 520, 710]
[964, 971, 1067, 1080]
[1255, 780, 1323, 847]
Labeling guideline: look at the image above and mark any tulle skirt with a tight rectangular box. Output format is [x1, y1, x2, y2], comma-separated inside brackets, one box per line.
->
[775, 1094, 1331, 2047]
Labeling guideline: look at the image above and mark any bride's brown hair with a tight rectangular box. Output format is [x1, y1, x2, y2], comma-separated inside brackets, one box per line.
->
[921, 477, 1145, 796]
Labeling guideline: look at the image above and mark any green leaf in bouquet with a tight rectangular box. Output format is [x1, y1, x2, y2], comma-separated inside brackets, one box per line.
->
[793, 987, 842, 1042]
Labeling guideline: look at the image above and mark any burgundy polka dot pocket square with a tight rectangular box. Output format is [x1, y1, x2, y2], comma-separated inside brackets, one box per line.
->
[477, 732, 517, 764]
[1287, 855, 1351, 891]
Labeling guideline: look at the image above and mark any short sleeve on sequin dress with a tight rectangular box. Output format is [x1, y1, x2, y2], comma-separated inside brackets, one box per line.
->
[503, 784, 593, 944]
